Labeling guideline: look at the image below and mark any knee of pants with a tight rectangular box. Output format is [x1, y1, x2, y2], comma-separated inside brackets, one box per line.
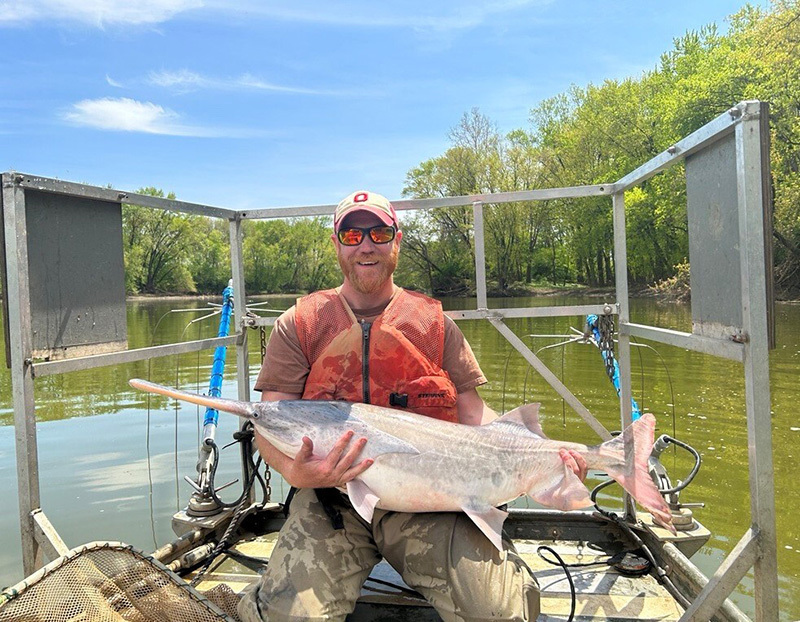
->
[244, 488, 379, 621]
[375, 511, 540, 621]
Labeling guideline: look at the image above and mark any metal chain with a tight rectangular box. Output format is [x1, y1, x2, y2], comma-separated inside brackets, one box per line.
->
[260, 326, 267, 363]
[598, 314, 616, 382]
[264, 456, 272, 502]
[257, 324, 272, 502]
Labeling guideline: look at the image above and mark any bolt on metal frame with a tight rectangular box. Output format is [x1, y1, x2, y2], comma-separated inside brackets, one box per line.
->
[2, 100, 777, 620]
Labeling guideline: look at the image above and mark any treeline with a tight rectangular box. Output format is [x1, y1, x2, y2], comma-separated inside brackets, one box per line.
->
[122, 190, 339, 295]
[123, 1, 800, 297]
[399, 1, 800, 296]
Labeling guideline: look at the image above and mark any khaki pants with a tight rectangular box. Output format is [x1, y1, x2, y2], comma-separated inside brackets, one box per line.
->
[237, 488, 540, 622]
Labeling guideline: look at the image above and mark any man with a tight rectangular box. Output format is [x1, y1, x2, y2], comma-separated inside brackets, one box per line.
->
[238, 190, 586, 622]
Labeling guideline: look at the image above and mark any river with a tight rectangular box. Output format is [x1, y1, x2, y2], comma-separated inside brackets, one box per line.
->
[0, 294, 798, 620]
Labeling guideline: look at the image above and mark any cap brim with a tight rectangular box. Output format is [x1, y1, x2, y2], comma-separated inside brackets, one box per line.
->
[334, 206, 396, 232]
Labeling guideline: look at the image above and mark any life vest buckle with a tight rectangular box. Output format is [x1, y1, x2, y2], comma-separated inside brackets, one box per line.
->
[389, 393, 409, 408]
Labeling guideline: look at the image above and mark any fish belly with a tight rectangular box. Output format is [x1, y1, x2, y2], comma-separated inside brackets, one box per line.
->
[361, 451, 520, 513]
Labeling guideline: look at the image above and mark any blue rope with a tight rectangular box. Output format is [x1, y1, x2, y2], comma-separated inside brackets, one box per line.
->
[586, 314, 641, 421]
[204, 284, 234, 427]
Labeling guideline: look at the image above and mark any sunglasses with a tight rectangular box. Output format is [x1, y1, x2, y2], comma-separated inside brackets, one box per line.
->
[337, 225, 396, 246]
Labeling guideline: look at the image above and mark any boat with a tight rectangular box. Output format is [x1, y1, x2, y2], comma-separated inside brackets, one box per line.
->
[0, 100, 778, 621]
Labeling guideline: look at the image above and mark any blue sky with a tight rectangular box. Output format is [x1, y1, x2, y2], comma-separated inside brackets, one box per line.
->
[1, 0, 766, 209]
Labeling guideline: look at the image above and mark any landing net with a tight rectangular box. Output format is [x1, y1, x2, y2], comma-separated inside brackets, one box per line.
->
[0, 542, 236, 622]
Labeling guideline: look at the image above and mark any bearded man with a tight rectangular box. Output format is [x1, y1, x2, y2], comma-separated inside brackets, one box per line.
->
[238, 190, 586, 622]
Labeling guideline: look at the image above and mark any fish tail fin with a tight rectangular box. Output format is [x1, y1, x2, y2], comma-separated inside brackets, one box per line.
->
[597, 414, 675, 533]
[129, 378, 256, 418]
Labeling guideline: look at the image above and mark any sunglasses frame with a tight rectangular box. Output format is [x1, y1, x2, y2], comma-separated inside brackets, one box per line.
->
[337, 224, 397, 246]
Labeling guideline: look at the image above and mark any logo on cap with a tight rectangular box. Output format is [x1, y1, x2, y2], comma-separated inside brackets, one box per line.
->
[334, 190, 399, 232]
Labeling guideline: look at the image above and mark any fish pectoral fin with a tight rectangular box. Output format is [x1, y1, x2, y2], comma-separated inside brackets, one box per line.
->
[462, 505, 508, 552]
[346, 479, 380, 524]
[527, 462, 592, 511]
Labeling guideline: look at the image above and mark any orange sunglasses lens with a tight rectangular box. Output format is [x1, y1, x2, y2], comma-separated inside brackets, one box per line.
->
[337, 226, 395, 246]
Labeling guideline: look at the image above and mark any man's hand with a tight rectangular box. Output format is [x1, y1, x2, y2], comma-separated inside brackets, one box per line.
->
[255, 429, 373, 489]
[559, 449, 588, 482]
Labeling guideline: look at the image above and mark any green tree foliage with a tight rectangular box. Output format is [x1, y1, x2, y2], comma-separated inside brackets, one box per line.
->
[188, 218, 231, 293]
[402, 109, 557, 294]
[122, 193, 339, 295]
[116, 2, 800, 298]
[122, 188, 200, 294]
[243, 217, 339, 293]
[400, 1, 800, 296]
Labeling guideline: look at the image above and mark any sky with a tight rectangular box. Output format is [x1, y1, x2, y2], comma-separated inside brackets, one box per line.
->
[0, 0, 768, 210]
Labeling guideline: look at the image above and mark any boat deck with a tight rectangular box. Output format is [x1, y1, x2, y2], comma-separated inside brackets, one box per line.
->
[189, 510, 685, 621]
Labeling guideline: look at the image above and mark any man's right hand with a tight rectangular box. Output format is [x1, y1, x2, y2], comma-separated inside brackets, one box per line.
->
[255, 429, 373, 489]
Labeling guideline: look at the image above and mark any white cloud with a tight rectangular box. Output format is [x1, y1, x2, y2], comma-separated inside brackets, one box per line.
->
[62, 97, 239, 137]
[0, 0, 201, 27]
[105, 74, 124, 88]
[148, 69, 343, 95]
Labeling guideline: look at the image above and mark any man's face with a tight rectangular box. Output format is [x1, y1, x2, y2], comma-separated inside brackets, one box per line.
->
[333, 211, 402, 296]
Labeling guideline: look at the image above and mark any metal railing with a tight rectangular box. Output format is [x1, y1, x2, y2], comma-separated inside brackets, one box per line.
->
[2, 100, 777, 620]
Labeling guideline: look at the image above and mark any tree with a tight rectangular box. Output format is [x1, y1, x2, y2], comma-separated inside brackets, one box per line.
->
[243, 217, 339, 293]
[122, 188, 201, 294]
[189, 218, 231, 294]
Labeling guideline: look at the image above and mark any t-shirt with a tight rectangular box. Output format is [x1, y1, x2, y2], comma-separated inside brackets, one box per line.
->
[254, 291, 486, 395]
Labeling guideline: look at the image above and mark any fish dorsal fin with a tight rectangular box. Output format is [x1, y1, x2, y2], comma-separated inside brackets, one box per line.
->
[494, 403, 547, 438]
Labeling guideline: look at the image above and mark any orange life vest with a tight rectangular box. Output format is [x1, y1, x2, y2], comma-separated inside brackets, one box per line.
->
[295, 288, 459, 422]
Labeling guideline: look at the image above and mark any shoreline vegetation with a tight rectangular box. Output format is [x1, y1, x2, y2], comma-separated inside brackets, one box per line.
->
[116, 4, 800, 304]
[125, 282, 800, 304]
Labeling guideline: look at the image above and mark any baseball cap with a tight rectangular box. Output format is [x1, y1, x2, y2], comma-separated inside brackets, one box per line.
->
[334, 190, 399, 233]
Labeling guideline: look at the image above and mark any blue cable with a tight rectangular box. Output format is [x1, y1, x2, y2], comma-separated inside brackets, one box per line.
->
[204, 284, 234, 428]
[586, 314, 641, 421]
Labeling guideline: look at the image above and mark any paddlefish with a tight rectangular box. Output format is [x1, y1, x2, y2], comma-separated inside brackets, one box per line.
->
[130, 379, 674, 549]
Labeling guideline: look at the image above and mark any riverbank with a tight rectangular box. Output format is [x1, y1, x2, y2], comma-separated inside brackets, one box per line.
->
[127, 284, 632, 302]
[113, 282, 800, 303]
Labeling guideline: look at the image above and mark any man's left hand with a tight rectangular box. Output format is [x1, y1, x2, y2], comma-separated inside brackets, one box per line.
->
[559, 449, 588, 482]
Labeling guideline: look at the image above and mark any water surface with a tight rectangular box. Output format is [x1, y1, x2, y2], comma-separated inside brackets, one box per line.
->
[0, 295, 797, 620]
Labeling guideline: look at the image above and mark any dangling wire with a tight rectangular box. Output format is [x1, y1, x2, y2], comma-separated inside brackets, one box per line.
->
[634, 334, 645, 412]
[561, 339, 566, 427]
[145, 391, 158, 551]
[174, 320, 200, 511]
[189, 452, 264, 587]
[145, 306, 176, 550]
[501, 347, 514, 414]
[630, 338, 677, 441]
[196, 320, 202, 449]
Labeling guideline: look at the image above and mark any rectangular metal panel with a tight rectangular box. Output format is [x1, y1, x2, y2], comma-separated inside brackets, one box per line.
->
[685, 133, 743, 339]
[25, 190, 127, 358]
